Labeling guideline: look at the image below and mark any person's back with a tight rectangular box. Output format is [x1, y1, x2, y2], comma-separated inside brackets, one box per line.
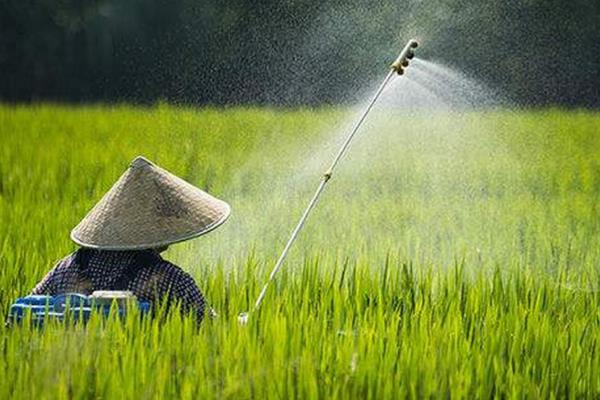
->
[33, 248, 206, 321]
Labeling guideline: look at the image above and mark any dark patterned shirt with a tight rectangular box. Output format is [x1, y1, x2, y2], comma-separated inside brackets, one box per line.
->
[32, 249, 206, 322]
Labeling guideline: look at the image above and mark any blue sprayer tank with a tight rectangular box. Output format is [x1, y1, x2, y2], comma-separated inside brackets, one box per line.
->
[7, 291, 151, 326]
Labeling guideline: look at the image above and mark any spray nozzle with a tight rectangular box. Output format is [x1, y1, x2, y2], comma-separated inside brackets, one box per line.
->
[391, 39, 419, 75]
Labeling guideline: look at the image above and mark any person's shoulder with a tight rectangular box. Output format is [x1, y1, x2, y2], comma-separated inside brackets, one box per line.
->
[150, 255, 196, 281]
[31, 250, 80, 295]
[53, 251, 79, 271]
[150, 257, 201, 295]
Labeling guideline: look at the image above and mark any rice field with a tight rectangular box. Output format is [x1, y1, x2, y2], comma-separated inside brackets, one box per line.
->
[1, 104, 599, 398]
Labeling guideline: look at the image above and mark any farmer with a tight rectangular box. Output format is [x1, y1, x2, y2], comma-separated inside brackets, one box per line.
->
[31, 156, 231, 323]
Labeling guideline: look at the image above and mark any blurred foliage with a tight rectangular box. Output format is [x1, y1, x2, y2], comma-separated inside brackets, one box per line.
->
[0, 0, 598, 106]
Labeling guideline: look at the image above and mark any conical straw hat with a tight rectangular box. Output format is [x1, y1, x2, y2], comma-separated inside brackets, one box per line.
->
[71, 156, 231, 250]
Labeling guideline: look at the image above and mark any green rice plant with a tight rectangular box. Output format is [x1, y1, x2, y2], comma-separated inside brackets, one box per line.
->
[0, 104, 599, 398]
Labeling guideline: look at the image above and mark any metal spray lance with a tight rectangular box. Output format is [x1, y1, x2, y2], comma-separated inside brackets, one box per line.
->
[238, 39, 420, 324]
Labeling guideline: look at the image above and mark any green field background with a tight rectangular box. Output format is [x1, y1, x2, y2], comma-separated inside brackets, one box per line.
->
[1, 104, 599, 398]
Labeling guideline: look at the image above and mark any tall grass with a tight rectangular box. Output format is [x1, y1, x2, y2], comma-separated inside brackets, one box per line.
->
[0, 104, 599, 398]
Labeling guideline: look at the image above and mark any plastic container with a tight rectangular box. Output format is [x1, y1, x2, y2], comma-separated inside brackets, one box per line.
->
[7, 293, 151, 326]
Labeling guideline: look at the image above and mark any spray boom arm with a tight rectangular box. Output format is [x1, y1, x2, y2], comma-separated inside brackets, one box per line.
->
[238, 39, 420, 325]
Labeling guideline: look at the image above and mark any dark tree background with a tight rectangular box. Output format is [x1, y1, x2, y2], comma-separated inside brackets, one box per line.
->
[1, 0, 599, 106]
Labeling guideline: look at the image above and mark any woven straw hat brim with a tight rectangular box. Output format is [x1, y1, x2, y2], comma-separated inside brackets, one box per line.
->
[70, 204, 231, 250]
[70, 156, 231, 250]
